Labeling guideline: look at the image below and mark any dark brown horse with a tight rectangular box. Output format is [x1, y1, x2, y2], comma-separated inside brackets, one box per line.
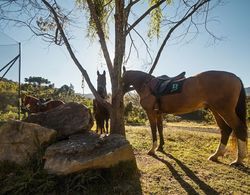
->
[93, 70, 110, 134]
[122, 69, 248, 165]
[21, 95, 64, 114]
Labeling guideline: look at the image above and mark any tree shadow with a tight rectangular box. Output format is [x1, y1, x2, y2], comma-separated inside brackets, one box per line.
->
[152, 151, 219, 195]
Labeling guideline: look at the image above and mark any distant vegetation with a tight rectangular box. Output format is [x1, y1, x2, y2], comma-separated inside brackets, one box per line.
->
[0, 78, 92, 121]
[245, 87, 250, 96]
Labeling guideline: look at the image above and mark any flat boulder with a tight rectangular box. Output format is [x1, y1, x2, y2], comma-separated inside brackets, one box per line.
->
[44, 131, 135, 175]
[24, 102, 93, 139]
[0, 120, 56, 165]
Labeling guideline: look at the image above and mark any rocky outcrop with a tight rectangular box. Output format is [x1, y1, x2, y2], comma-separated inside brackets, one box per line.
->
[44, 132, 135, 175]
[0, 104, 136, 175]
[0, 120, 56, 165]
[24, 102, 93, 139]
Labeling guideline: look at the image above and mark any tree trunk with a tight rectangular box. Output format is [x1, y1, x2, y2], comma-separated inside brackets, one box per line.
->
[109, 0, 126, 136]
[110, 88, 125, 136]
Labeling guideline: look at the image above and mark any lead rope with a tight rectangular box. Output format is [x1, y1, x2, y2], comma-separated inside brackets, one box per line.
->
[81, 75, 85, 95]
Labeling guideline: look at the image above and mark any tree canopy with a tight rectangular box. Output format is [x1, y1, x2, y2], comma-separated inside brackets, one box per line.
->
[24, 76, 51, 86]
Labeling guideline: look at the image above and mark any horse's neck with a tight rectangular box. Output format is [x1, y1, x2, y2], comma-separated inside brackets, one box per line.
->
[133, 73, 153, 92]
[26, 96, 36, 102]
[98, 88, 107, 98]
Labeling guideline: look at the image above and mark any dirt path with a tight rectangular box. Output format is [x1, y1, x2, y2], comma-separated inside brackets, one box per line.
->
[166, 124, 250, 137]
[166, 125, 220, 134]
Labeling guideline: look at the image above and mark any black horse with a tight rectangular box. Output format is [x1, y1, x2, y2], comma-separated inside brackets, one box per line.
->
[93, 70, 110, 134]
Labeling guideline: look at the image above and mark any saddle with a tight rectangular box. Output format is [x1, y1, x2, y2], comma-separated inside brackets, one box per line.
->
[37, 98, 51, 107]
[149, 72, 186, 97]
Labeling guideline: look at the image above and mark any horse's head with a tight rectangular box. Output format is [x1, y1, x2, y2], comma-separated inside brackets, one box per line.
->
[122, 69, 134, 94]
[122, 68, 152, 94]
[97, 70, 107, 98]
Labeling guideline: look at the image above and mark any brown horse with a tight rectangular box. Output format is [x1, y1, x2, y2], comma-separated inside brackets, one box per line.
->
[122, 69, 248, 166]
[93, 71, 110, 134]
[21, 95, 64, 114]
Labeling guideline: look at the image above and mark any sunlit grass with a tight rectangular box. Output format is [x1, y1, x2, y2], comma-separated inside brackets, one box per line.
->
[126, 125, 250, 194]
[0, 123, 249, 194]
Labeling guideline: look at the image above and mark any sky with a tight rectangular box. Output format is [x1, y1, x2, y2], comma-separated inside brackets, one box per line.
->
[0, 0, 249, 94]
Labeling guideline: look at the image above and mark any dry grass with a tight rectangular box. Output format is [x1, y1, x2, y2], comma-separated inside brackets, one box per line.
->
[126, 124, 250, 194]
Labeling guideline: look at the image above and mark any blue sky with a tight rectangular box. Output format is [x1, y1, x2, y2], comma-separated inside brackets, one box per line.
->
[0, 1, 249, 94]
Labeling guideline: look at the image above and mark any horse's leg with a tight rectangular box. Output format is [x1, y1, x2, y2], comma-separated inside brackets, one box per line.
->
[101, 119, 105, 134]
[208, 111, 232, 162]
[95, 116, 98, 133]
[217, 111, 247, 165]
[156, 113, 164, 152]
[105, 118, 109, 134]
[147, 111, 158, 155]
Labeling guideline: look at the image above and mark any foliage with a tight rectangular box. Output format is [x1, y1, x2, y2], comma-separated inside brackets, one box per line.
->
[247, 96, 250, 121]
[76, 0, 114, 40]
[0, 79, 92, 121]
[148, 0, 164, 39]
[124, 93, 147, 125]
[24, 76, 52, 86]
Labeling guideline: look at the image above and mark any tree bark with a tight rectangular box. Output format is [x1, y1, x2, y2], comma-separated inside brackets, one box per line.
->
[110, 88, 125, 136]
[110, 0, 126, 135]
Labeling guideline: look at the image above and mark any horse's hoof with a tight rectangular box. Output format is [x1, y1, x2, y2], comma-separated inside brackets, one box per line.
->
[156, 147, 164, 152]
[147, 150, 156, 156]
[208, 155, 219, 162]
[230, 161, 244, 166]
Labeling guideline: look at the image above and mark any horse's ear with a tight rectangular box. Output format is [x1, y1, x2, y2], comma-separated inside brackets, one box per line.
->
[97, 70, 100, 76]
[123, 66, 126, 73]
[103, 70, 106, 75]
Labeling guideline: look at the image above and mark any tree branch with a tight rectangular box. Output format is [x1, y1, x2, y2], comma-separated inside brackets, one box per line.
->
[42, 0, 111, 110]
[126, 0, 166, 35]
[149, 0, 210, 74]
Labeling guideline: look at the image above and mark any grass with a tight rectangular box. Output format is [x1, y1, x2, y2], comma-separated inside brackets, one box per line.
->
[0, 123, 249, 194]
[126, 125, 250, 194]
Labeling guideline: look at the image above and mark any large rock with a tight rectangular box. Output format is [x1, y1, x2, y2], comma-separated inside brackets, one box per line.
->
[24, 102, 93, 139]
[0, 120, 57, 165]
[44, 132, 135, 175]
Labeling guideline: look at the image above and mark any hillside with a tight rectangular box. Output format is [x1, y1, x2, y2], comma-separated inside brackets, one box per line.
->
[246, 87, 250, 96]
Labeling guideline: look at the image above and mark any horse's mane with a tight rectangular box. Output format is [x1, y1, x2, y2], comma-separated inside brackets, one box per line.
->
[25, 94, 39, 100]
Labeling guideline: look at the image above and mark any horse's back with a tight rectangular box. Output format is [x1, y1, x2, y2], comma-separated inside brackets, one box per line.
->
[189, 70, 243, 114]
[43, 100, 64, 111]
[196, 71, 242, 100]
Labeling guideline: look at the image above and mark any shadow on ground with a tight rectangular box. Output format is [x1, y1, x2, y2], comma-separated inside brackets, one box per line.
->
[152, 151, 219, 195]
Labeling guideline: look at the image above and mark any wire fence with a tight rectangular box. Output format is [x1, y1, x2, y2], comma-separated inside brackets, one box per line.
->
[0, 32, 21, 120]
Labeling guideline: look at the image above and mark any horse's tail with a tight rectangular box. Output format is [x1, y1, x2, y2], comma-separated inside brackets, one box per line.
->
[233, 79, 248, 149]
[236, 80, 247, 126]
